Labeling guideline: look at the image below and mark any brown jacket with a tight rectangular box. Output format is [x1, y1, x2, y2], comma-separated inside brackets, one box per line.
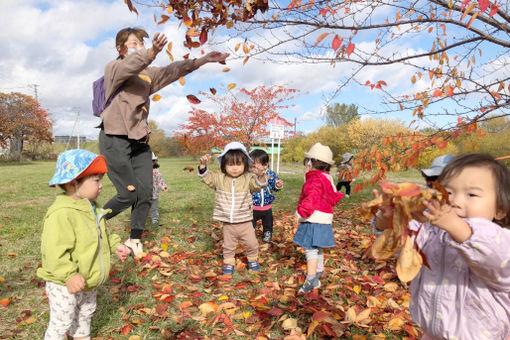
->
[199, 169, 267, 223]
[102, 49, 197, 140]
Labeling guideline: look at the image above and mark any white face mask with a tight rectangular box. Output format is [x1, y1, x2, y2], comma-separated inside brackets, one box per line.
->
[127, 48, 139, 55]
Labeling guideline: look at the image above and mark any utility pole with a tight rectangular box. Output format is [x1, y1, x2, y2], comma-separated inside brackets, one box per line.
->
[28, 84, 39, 102]
[294, 117, 297, 135]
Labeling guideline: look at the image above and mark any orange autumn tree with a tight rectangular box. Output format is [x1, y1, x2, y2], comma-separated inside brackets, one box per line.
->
[0, 92, 53, 158]
[128, 0, 509, 185]
[175, 85, 298, 155]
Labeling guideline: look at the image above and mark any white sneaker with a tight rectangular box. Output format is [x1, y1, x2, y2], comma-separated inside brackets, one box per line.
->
[124, 238, 144, 257]
[345, 194, 350, 198]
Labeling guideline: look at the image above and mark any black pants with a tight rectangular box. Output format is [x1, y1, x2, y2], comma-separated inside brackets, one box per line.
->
[99, 130, 152, 236]
[252, 208, 274, 234]
[336, 181, 351, 196]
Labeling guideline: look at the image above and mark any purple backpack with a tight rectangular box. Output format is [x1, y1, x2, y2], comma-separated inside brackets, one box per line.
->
[92, 76, 123, 117]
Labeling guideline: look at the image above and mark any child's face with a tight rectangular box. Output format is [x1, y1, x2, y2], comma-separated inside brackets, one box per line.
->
[225, 161, 245, 178]
[250, 161, 267, 173]
[444, 166, 506, 221]
[77, 174, 104, 202]
[303, 159, 312, 174]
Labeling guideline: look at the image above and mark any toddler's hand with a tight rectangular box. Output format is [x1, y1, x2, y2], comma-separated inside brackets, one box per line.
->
[116, 244, 131, 262]
[66, 273, 86, 294]
[199, 154, 211, 167]
[276, 179, 284, 188]
[423, 200, 459, 230]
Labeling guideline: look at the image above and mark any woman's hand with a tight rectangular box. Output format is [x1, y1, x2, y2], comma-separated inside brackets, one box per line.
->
[195, 52, 230, 67]
[148, 32, 168, 60]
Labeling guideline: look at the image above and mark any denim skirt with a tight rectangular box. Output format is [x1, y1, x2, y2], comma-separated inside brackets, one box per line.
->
[293, 222, 335, 250]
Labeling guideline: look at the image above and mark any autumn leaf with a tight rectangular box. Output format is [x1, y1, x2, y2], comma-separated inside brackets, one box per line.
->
[121, 324, 131, 336]
[167, 42, 172, 51]
[314, 32, 329, 47]
[158, 14, 169, 25]
[0, 297, 11, 307]
[179, 77, 186, 86]
[210, 88, 217, 95]
[222, 67, 231, 72]
[282, 317, 298, 330]
[186, 94, 201, 104]
[199, 28, 208, 45]
[243, 56, 250, 65]
[432, 89, 443, 97]
[332, 35, 342, 51]
[234, 43, 241, 51]
[183, 17, 192, 27]
[227, 83, 236, 91]
[152, 94, 162, 101]
[347, 42, 355, 56]
[199, 301, 218, 315]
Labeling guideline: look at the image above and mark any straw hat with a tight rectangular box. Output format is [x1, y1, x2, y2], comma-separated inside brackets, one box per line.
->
[304, 143, 335, 165]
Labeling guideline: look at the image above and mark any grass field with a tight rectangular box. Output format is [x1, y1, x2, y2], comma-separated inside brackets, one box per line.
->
[0, 158, 424, 339]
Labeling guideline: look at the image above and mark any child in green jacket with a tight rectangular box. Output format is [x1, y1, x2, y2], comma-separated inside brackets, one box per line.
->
[37, 149, 131, 340]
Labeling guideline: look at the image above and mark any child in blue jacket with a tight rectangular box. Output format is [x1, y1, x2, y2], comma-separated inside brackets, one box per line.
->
[250, 149, 284, 243]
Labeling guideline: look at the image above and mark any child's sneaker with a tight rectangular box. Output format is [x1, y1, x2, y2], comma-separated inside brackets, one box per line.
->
[124, 238, 143, 257]
[298, 277, 320, 294]
[262, 231, 272, 243]
[247, 261, 260, 272]
[345, 194, 350, 198]
[152, 219, 158, 224]
[222, 264, 234, 275]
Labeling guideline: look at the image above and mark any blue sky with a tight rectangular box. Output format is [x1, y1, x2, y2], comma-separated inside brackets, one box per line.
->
[0, 0, 462, 140]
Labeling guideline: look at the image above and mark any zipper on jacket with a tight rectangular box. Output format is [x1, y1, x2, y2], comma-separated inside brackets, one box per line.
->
[430, 232, 447, 335]
[260, 188, 265, 206]
[90, 201, 106, 286]
[230, 179, 236, 223]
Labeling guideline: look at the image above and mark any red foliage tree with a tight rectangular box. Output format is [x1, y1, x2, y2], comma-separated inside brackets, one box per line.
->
[0, 92, 53, 155]
[175, 85, 298, 155]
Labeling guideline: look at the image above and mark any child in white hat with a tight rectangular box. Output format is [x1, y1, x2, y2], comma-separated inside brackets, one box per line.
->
[336, 152, 354, 198]
[198, 142, 267, 275]
[294, 143, 344, 293]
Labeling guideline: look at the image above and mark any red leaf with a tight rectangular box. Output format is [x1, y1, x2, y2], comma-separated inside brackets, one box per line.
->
[489, 3, 499, 17]
[121, 324, 131, 336]
[437, 140, 448, 150]
[156, 303, 168, 315]
[332, 35, 343, 51]
[210, 88, 217, 95]
[158, 15, 169, 25]
[433, 89, 443, 97]
[478, 0, 490, 12]
[199, 28, 208, 45]
[346, 42, 355, 56]
[447, 85, 454, 97]
[186, 94, 201, 104]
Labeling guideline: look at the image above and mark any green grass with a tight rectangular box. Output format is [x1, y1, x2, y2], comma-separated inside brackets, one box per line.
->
[0, 158, 423, 339]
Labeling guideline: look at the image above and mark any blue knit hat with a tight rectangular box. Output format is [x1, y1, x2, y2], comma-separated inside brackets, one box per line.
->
[49, 149, 107, 187]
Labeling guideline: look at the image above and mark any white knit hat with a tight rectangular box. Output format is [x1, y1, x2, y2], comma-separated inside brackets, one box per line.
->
[304, 143, 335, 165]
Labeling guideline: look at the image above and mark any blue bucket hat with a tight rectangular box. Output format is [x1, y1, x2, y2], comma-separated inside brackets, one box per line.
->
[421, 154, 455, 178]
[216, 142, 253, 165]
[49, 149, 107, 187]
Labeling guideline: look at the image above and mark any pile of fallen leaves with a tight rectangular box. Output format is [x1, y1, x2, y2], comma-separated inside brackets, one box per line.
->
[361, 181, 446, 283]
[100, 203, 422, 339]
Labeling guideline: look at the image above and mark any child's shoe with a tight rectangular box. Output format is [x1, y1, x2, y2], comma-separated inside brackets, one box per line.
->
[152, 219, 158, 224]
[247, 261, 260, 272]
[345, 194, 350, 198]
[124, 238, 143, 257]
[298, 277, 320, 294]
[262, 231, 272, 243]
[222, 264, 234, 275]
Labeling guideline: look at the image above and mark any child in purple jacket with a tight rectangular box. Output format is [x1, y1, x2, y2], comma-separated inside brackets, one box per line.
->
[373, 153, 510, 339]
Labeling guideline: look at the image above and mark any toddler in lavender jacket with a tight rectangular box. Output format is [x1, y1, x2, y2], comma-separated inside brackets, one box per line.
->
[373, 153, 510, 340]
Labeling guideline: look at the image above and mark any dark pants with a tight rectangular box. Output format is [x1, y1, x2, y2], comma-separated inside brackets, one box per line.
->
[252, 208, 274, 234]
[99, 130, 152, 236]
[336, 181, 351, 195]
